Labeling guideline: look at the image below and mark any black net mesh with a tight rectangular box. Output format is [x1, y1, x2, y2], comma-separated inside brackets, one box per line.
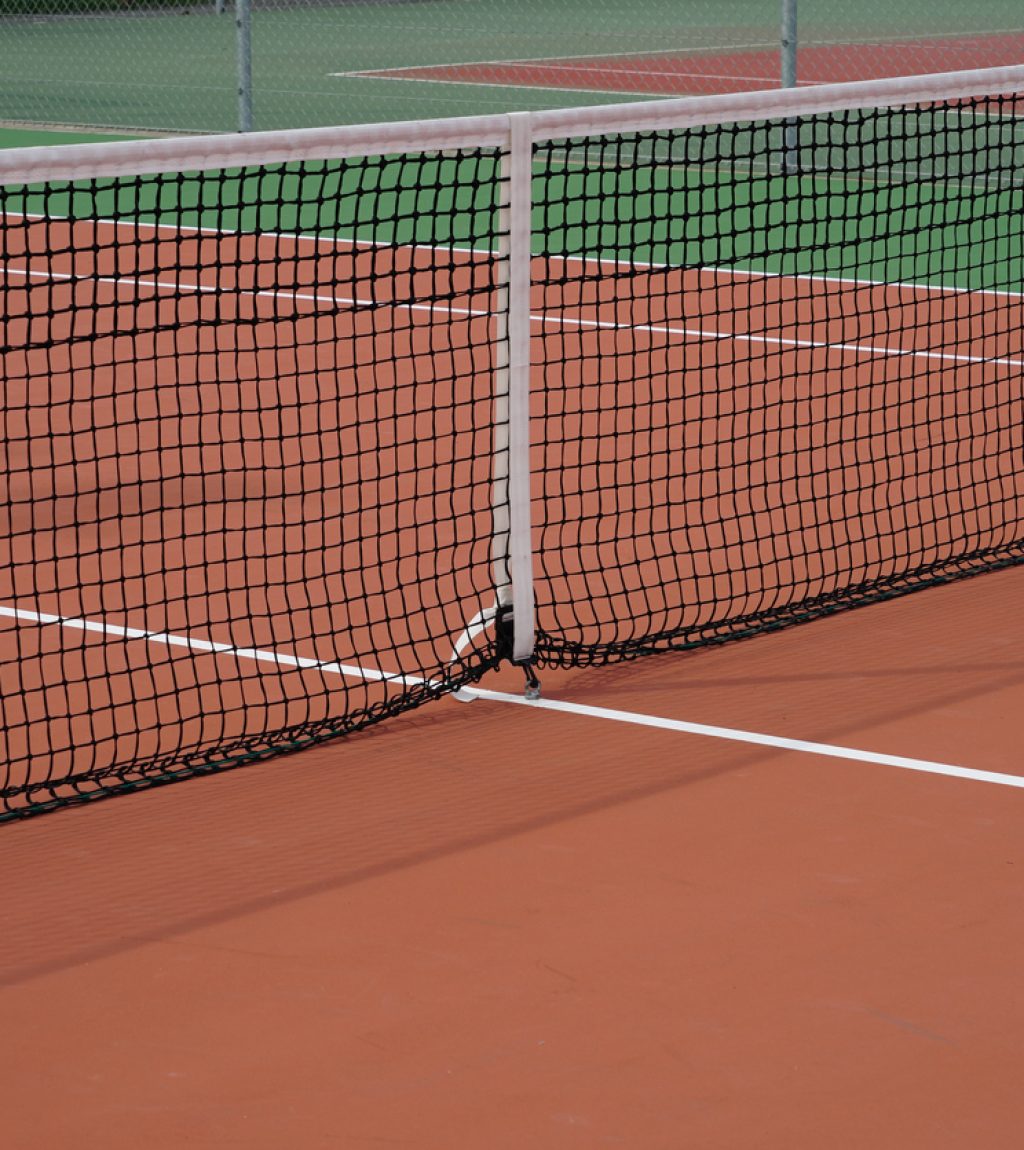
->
[3, 88, 1024, 821]
[0, 149, 507, 817]
[530, 95, 1024, 665]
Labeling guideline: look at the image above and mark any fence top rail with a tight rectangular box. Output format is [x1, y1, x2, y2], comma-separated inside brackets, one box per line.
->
[0, 64, 1022, 185]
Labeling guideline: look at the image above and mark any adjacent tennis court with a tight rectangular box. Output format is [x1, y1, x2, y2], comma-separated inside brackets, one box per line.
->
[3, 0, 1024, 132]
[351, 31, 1024, 97]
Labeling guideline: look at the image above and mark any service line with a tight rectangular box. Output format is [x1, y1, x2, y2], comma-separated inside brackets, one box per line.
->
[4, 263, 1021, 371]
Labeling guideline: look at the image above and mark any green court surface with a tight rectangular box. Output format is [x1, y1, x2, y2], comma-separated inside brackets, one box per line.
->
[0, 0, 1021, 134]
[0, 127, 137, 148]
[6, 104, 1022, 294]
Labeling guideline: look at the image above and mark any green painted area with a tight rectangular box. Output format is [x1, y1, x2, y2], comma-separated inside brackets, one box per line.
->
[6, 108, 1022, 293]
[533, 115, 1024, 291]
[0, 0, 1021, 134]
[578, 172, 1024, 292]
[20, 152, 505, 244]
[0, 126, 137, 148]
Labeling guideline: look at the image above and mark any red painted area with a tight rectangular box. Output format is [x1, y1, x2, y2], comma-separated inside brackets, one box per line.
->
[0, 222, 502, 805]
[360, 34, 1024, 96]
[1, 567, 1023, 1147]
[530, 267, 1024, 654]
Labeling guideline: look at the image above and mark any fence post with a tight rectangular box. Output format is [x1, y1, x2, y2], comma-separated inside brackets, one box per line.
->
[236, 0, 253, 132]
[781, 0, 798, 172]
[781, 0, 798, 89]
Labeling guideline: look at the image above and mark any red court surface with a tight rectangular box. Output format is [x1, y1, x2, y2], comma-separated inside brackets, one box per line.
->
[353, 34, 1024, 97]
[2, 563, 1024, 1147]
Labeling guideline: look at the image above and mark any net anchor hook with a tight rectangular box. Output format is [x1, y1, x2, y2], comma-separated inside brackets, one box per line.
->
[496, 604, 541, 701]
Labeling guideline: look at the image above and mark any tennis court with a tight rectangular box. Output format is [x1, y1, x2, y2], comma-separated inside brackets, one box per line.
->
[2, 68, 1024, 1146]
[353, 31, 1024, 98]
[3, 0, 1024, 132]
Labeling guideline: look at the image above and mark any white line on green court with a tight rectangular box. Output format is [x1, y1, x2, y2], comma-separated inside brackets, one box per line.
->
[331, 73, 665, 101]
[334, 69, 790, 97]
[330, 41, 781, 76]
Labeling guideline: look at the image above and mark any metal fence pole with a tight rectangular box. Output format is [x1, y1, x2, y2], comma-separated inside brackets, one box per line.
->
[781, 0, 798, 173]
[781, 0, 798, 88]
[236, 0, 253, 132]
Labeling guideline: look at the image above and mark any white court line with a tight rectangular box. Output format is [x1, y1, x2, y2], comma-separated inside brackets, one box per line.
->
[330, 73, 674, 101]
[331, 28, 1024, 81]
[465, 687, 1024, 790]
[815, 27, 1024, 49]
[5, 263, 1023, 371]
[331, 42, 781, 76]
[328, 30, 1024, 79]
[337, 70, 789, 96]
[387, 62, 782, 84]
[469, 680, 1024, 791]
[2, 600, 1022, 791]
[8, 209, 1024, 301]
[0, 604, 431, 690]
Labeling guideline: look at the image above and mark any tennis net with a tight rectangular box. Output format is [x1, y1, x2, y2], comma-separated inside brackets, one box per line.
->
[2, 66, 1023, 819]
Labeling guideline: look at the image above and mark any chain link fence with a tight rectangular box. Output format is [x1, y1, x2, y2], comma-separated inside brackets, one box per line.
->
[0, 0, 1021, 135]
